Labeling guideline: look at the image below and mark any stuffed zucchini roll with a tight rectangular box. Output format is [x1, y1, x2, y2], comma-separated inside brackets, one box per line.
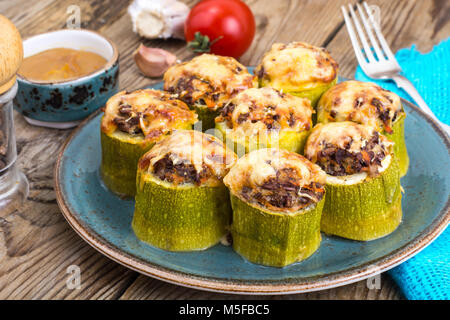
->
[132, 130, 238, 251]
[215, 87, 313, 156]
[254, 42, 338, 107]
[163, 54, 254, 131]
[304, 122, 402, 241]
[317, 80, 409, 176]
[223, 148, 326, 267]
[100, 89, 198, 197]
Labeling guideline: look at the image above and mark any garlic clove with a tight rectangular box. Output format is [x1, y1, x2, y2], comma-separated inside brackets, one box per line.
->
[133, 44, 177, 78]
[128, 0, 189, 40]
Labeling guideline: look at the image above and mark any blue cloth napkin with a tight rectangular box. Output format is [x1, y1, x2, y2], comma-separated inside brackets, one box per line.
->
[355, 38, 450, 300]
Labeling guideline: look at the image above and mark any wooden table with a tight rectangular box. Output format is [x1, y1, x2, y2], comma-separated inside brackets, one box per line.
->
[0, 0, 448, 300]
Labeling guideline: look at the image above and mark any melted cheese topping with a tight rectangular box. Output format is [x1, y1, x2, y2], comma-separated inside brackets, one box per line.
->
[223, 148, 326, 196]
[304, 122, 381, 157]
[163, 54, 254, 110]
[305, 122, 393, 158]
[255, 42, 338, 91]
[317, 80, 403, 133]
[101, 89, 197, 141]
[304, 122, 393, 176]
[140, 130, 237, 185]
[217, 87, 313, 138]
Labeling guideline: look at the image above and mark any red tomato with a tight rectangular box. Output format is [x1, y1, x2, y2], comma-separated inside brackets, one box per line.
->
[185, 0, 256, 59]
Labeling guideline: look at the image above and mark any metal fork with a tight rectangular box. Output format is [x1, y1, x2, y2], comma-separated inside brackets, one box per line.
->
[342, 2, 450, 136]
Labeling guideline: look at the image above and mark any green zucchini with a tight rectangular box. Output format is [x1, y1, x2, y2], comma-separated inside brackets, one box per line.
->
[100, 121, 193, 197]
[303, 121, 403, 241]
[133, 172, 232, 251]
[132, 129, 238, 251]
[214, 87, 313, 156]
[100, 89, 198, 198]
[316, 80, 409, 176]
[163, 54, 255, 132]
[263, 78, 338, 110]
[215, 121, 310, 156]
[192, 104, 220, 132]
[321, 157, 402, 240]
[254, 42, 339, 109]
[223, 148, 327, 267]
[386, 114, 409, 177]
[100, 129, 152, 197]
[230, 195, 324, 267]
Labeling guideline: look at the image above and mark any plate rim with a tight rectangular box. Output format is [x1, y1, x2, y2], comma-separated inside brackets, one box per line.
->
[54, 96, 450, 295]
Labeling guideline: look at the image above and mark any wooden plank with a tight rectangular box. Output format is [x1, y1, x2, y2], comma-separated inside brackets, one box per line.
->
[1, 0, 131, 37]
[1, 0, 444, 300]
[118, 273, 403, 300]
[0, 0, 140, 300]
[0, 116, 139, 299]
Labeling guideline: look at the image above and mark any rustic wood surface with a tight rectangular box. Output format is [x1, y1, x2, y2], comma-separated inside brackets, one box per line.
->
[0, 0, 448, 300]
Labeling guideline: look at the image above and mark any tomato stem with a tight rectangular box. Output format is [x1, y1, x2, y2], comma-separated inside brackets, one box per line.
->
[187, 32, 223, 53]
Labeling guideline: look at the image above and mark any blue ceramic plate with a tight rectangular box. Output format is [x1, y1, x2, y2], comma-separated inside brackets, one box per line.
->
[55, 79, 450, 294]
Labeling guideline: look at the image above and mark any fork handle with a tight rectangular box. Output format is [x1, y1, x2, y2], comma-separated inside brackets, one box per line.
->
[392, 74, 450, 136]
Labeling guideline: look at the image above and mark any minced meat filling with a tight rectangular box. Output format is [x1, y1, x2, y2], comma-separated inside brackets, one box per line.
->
[101, 90, 198, 140]
[219, 103, 306, 131]
[163, 54, 254, 111]
[216, 87, 312, 135]
[111, 99, 196, 140]
[113, 104, 142, 134]
[240, 168, 325, 211]
[370, 97, 396, 134]
[152, 154, 213, 186]
[315, 131, 387, 176]
[318, 81, 403, 134]
[219, 102, 235, 120]
[166, 76, 216, 107]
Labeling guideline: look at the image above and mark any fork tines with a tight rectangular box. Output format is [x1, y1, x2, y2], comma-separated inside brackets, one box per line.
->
[341, 2, 399, 68]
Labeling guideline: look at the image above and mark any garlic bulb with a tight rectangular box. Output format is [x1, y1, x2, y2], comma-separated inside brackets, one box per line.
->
[133, 44, 177, 78]
[128, 0, 189, 40]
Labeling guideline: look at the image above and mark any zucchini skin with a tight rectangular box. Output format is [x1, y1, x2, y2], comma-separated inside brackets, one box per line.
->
[100, 120, 193, 197]
[288, 78, 338, 110]
[316, 108, 408, 177]
[386, 115, 409, 177]
[230, 195, 325, 267]
[100, 130, 152, 197]
[192, 105, 220, 132]
[259, 78, 337, 110]
[132, 172, 232, 251]
[215, 121, 310, 156]
[321, 158, 402, 241]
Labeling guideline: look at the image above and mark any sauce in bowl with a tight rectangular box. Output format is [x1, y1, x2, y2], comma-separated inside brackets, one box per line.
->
[18, 48, 107, 82]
